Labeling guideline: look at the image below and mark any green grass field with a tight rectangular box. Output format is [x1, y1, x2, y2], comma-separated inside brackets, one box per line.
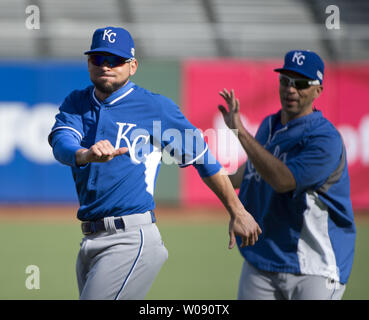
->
[0, 218, 368, 300]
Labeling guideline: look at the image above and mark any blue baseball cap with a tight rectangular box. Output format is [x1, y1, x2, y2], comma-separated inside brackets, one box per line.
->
[84, 26, 135, 59]
[274, 50, 324, 84]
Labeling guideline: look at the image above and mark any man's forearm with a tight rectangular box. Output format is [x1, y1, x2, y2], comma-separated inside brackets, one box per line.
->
[237, 126, 296, 193]
[51, 131, 84, 167]
[202, 169, 246, 216]
[202, 169, 262, 248]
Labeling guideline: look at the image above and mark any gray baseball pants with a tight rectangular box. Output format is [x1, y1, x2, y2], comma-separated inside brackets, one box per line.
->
[238, 260, 346, 300]
[76, 212, 168, 300]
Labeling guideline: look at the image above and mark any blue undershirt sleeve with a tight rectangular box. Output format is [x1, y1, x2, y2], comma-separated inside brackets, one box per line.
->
[50, 129, 84, 167]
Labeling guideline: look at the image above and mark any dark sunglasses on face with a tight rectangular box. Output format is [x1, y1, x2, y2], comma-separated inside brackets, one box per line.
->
[279, 74, 320, 90]
[89, 54, 133, 68]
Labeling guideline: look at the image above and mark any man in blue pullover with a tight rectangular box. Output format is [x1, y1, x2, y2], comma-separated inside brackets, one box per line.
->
[219, 50, 356, 300]
[48, 26, 261, 300]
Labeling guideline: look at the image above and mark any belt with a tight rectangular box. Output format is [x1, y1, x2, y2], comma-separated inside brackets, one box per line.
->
[81, 211, 155, 235]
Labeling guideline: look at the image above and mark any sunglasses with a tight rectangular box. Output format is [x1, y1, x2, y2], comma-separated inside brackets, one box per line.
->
[89, 54, 133, 68]
[279, 74, 320, 90]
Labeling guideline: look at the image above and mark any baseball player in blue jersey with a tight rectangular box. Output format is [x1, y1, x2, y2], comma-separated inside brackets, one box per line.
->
[218, 50, 356, 300]
[48, 26, 261, 300]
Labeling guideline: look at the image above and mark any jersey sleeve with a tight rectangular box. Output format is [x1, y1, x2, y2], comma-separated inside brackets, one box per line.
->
[156, 95, 222, 178]
[48, 91, 85, 167]
[286, 130, 343, 197]
[50, 129, 82, 167]
[48, 91, 84, 146]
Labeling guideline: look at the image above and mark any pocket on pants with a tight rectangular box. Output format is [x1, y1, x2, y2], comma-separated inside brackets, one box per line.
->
[142, 224, 169, 261]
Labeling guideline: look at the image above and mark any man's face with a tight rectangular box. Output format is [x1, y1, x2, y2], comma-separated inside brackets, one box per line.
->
[279, 70, 323, 119]
[87, 53, 137, 96]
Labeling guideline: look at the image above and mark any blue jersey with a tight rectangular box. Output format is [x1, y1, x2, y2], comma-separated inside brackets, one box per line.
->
[49, 81, 221, 221]
[237, 109, 356, 284]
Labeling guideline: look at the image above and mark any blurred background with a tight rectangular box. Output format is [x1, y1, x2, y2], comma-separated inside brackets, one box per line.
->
[0, 0, 368, 300]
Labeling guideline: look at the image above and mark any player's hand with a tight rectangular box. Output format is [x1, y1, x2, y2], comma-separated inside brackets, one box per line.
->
[228, 210, 262, 249]
[76, 140, 128, 165]
[218, 88, 243, 130]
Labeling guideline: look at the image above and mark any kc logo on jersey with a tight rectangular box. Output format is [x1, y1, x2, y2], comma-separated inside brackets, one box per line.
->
[102, 29, 117, 43]
[292, 52, 305, 65]
[115, 122, 150, 164]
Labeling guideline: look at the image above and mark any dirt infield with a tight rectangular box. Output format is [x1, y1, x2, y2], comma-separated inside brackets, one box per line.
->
[0, 205, 368, 225]
[0, 204, 229, 223]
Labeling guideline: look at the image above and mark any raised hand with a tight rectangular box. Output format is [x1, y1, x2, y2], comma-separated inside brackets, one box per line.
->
[218, 88, 242, 130]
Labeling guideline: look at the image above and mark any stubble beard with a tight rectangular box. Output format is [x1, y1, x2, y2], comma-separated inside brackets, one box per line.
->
[92, 77, 128, 95]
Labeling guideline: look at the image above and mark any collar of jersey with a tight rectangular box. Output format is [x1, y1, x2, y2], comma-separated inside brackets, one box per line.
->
[92, 81, 135, 107]
[274, 108, 322, 128]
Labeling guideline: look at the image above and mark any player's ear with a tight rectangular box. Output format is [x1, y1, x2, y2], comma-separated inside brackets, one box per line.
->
[129, 59, 138, 76]
[87, 56, 93, 72]
[313, 85, 323, 99]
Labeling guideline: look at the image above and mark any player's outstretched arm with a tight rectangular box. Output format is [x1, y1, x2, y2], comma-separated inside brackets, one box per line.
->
[218, 88, 296, 193]
[76, 140, 128, 166]
[202, 169, 262, 248]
